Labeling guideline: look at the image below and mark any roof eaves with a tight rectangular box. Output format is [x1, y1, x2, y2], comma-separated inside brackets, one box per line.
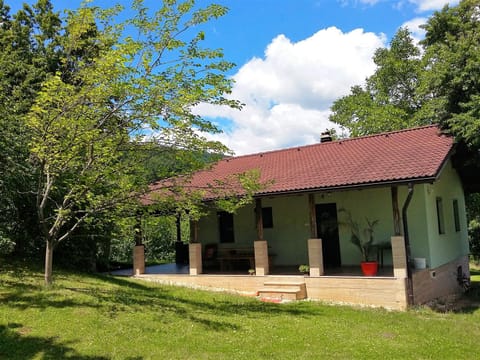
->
[431, 144, 456, 182]
[253, 176, 439, 197]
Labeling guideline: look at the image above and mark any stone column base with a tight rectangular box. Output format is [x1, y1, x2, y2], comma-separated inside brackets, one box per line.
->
[133, 245, 145, 275]
[254, 240, 269, 276]
[308, 238, 324, 276]
[189, 243, 202, 275]
[391, 236, 407, 278]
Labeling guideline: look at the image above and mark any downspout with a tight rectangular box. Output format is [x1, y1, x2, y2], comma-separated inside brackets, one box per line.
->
[402, 183, 415, 306]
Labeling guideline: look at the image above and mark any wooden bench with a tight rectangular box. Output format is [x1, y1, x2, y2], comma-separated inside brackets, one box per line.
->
[217, 247, 255, 271]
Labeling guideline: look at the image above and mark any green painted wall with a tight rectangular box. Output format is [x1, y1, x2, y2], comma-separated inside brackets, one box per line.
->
[197, 195, 311, 264]
[423, 160, 469, 268]
[198, 202, 257, 250]
[196, 159, 468, 269]
[397, 184, 431, 266]
[322, 188, 394, 266]
[261, 195, 310, 265]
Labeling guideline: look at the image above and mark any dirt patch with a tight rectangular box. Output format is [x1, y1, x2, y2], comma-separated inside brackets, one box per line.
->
[424, 285, 480, 313]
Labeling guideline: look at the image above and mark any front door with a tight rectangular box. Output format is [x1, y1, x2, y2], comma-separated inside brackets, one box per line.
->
[315, 203, 341, 268]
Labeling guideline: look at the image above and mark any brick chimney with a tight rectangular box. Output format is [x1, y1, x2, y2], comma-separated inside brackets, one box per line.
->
[320, 130, 332, 143]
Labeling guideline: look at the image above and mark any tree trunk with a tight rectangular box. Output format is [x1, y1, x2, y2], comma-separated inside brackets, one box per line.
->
[44, 239, 54, 286]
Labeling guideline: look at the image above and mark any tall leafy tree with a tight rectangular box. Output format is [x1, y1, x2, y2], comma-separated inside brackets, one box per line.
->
[0, 0, 62, 255]
[418, 0, 480, 148]
[25, 0, 241, 285]
[330, 1, 480, 149]
[330, 27, 425, 136]
[328, 0, 480, 256]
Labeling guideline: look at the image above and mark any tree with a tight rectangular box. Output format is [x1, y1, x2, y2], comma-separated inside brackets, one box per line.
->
[26, 0, 241, 285]
[331, 1, 480, 148]
[418, 0, 480, 149]
[328, 0, 480, 258]
[330, 27, 426, 136]
[0, 0, 62, 256]
[467, 193, 480, 261]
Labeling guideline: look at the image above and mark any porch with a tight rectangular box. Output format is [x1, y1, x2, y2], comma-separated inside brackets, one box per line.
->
[128, 235, 408, 310]
[126, 265, 406, 310]
[126, 255, 468, 311]
[112, 262, 394, 277]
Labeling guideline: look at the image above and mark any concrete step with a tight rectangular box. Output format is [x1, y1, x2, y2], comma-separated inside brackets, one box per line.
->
[257, 281, 307, 301]
[263, 280, 306, 287]
[257, 288, 302, 300]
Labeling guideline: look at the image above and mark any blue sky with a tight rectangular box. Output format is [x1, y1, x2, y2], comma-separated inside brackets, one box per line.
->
[10, 0, 458, 154]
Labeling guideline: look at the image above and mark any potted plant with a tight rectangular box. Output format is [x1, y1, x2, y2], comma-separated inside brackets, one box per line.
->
[298, 264, 310, 275]
[341, 210, 379, 276]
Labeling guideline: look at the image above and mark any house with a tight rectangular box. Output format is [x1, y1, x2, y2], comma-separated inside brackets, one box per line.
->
[140, 125, 471, 310]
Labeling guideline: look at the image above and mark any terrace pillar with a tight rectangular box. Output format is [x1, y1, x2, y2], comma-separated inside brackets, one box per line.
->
[189, 220, 202, 275]
[254, 240, 269, 276]
[255, 198, 264, 240]
[391, 236, 407, 278]
[189, 243, 202, 275]
[391, 187, 402, 236]
[133, 214, 145, 275]
[308, 194, 317, 238]
[308, 238, 324, 276]
[133, 245, 145, 275]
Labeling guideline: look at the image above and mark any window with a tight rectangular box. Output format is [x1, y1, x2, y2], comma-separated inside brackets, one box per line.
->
[218, 211, 234, 243]
[453, 199, 461, 232]
[436, 197, 445, 234]
[262, 207, 273, 228]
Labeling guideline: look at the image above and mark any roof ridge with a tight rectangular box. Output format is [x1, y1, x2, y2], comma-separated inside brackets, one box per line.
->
[332, 124, 441, 144]
[227, 124, 441, 160]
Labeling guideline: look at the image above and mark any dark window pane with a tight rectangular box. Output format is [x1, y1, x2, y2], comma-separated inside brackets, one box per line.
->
[453, 199, 460, 232]
[262, 207, 273, 228]
[218, 211, 234, 243]
[436, 197, 445, 235]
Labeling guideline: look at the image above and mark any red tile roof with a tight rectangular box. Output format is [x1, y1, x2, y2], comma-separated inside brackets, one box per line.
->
[146, 125, 454, 201]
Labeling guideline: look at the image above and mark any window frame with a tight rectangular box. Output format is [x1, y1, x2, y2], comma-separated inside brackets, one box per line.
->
[453, 199, 461, 232]
[436, 197, 445, 235]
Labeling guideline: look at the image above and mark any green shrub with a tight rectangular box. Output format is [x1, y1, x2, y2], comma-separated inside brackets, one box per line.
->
[0, 232, 15, 255]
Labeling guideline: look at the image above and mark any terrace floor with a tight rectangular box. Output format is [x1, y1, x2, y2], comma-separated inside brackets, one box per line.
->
[108, 263, 394, 277]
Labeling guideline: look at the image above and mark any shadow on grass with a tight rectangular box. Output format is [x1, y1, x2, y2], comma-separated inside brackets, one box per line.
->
[0, 324, 108, 360]
[101, 274, 318, 317]
[1, 269, 324, 332]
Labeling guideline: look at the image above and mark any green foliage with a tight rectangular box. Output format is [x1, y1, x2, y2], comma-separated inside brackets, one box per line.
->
[470, 219, 480, 261]
[109, 214, 180, 264]
[20, 1, 241, 283]
[330, 2, 480, 253]
[467, 193, 480, 260]
[340, 209, 379, 262]
[0, 0, 62, 257]
[330, 28, 426, 136]
[330, 1, 480, 151]
[0, 232, 15, 255]
[418, 0, 480, 148]
[141, 216, 177, 263]
[213, 169, 272, 214]
[298, 264, 310, 274]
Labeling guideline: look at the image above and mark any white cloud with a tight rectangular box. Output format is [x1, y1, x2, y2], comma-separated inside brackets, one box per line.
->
[408, 0, 459, 12]
[196, 27, 386, 155]
[401, 17, 428, 43]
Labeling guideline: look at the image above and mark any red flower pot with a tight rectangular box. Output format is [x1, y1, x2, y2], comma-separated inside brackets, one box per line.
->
[360, 261, 378, 276]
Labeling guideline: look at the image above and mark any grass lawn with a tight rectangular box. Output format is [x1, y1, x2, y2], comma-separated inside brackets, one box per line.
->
[1, 260, 480, 359]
